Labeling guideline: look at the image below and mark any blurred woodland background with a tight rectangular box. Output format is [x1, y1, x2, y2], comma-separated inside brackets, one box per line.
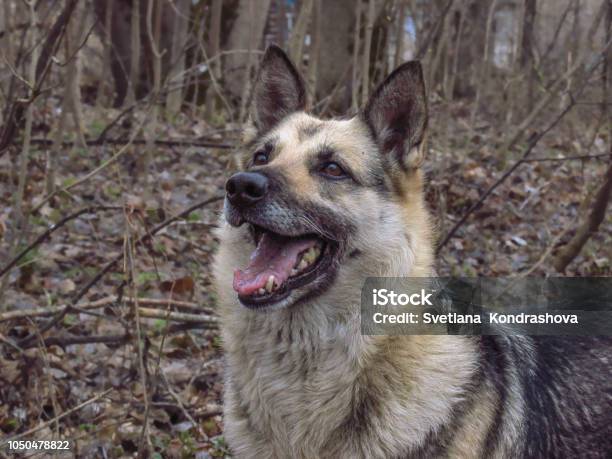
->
[0, 0, 611, 457]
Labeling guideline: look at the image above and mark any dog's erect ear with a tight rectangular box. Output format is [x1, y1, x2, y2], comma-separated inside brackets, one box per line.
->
[251, 45, 306, 133]
[363, 61, 428, 169]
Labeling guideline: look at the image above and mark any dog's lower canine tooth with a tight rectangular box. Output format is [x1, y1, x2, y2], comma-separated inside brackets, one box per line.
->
[298, 259, 308, 270]
[258, 288, 265, 295]
[266, 275, 275, 293]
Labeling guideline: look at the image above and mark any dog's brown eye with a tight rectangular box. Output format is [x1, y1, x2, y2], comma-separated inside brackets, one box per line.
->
[320, 162, 346, 178]
[253, 151, 269, 166]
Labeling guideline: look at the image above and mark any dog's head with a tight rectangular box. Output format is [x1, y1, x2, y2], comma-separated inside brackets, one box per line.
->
[217, 46, 431, 311]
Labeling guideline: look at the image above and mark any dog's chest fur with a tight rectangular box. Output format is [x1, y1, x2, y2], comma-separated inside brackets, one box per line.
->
[220, 302, 484, 459]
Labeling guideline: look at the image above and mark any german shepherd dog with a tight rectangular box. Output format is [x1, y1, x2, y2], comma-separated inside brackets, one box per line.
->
[213, 46, 612, 458]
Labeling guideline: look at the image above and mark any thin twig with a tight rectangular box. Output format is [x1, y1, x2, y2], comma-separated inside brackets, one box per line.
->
[523, 153, 611, 162]
[553, 162, 612, 271]
[520, 225, 574, 277]
[137, 307, 217, 324]
[0, 296, 215, 322]
[125, 208, 152, 457]
[160, 370, 208, 440]
[193, 403, 223, 420]
[27, 137, 235, 149]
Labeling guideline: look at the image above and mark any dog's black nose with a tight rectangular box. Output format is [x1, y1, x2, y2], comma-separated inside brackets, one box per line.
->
[225, 172, 269, 208]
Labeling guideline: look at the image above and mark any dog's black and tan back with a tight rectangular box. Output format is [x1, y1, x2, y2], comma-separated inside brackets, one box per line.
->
[213, 46, 612, 458]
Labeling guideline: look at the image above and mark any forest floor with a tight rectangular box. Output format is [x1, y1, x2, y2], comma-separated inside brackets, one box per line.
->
[0, 98, 610, 457]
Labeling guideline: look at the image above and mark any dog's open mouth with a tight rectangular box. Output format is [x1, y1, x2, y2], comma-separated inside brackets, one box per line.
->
[233, 225, 334, 308]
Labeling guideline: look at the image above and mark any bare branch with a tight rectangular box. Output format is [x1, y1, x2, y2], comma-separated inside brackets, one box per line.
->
[27, 137, 235, 149]
[0, 296, 215, 322]
[553, 161, 612, 271]
[523, 153, 611, 162]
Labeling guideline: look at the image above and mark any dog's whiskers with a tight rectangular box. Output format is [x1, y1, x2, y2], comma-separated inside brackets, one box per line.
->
[298, 214, 337, 242]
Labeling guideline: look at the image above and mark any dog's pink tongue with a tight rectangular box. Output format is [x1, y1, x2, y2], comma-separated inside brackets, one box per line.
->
[233, 232, 317, 296]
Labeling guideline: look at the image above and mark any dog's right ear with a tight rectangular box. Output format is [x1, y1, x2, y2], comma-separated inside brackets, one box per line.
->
[250, 45, 306, 133]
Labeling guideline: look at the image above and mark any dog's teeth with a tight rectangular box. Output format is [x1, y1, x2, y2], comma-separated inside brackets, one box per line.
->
[303, 250, 315, 264]
[293, 245, 322, 274]
[265, 275, 275, 293]
[258, 288, 265, 295]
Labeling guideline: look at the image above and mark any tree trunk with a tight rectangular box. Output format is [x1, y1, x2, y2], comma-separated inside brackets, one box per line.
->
[288, 0, 314, 66]
[127, 0, 141, 106]
[317, 0, 355, 113]
[447, 1, 467, 100]
[238, 0, 258, 122]
[553, 0, 612, 272]
[93, 0, 131, 107]
[93, 0, 175, 107]
[553, 164, 612, 272]
[95, 0, 114, 108]
[307, 0, 322, 99]
[586, 0, 607, 52]
[427, 0, 487, 99]
[361, 0, 377, 105]
[48, 1, 87, 193]
[224, 0, 272, 103]
[394, 0, 406, 68]
[606, 0, 612, 144]
[351, 0, 363, 111]
[14, 1, 38, 233]
[166, 0, 191, 114]
[471, 0, 500, 121]
[520, 0, 537, 112]
[204, 0, 223, 120]
[0, 1, 13, 99]
[427, 0, 454, 95]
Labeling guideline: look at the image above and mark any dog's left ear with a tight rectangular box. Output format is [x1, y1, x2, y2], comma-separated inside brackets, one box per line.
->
[250, 45, 306, 133]
[363, 61, 428, 169]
